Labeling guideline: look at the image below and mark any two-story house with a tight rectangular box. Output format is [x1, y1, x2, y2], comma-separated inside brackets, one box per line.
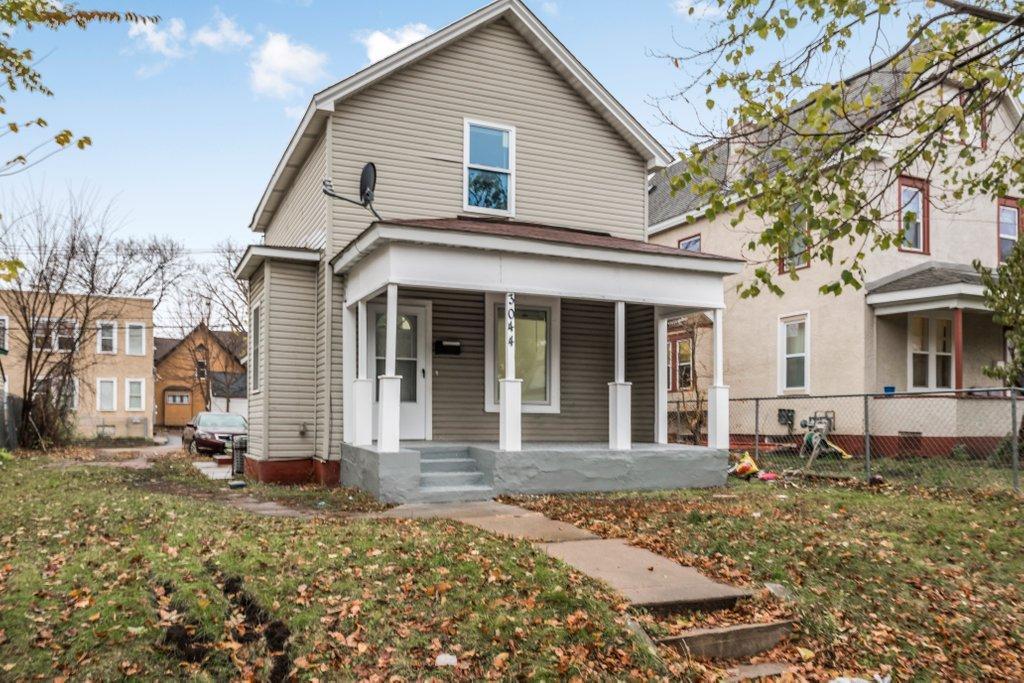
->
[0, 291, 155, 441]
[233, 0, 743, 501]
[648, 70, 1022, 452]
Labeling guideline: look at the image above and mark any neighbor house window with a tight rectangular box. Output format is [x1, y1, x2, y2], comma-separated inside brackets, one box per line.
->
[484, 294, 560, 413]
[196, 360, 208, 380]
[96, 378, 116, 412]
[779, 314, 809, 392]
[0, 315, 7, 351]
[464, 119, 515, 215]
[251, 304, 261, 392]
[125, 322, 145, 356]
[166, 392, 190, 405]
[779, 232, 810, 273]
[97, 321, 116, 354]
[999, 197, 1020, 263]
[676, 338, 693, 389]
[32, 376, 77, 410]
[32, 318, 76, 352]
[125, 378, 145, 411]
[899, 177, 929, 253]
[908, 314, 953, 390]
[678, 235, 702, 252]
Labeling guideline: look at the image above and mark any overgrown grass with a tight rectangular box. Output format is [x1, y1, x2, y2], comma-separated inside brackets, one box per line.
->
[0, 459, 663, 679]
[509, 482, 1024, 680]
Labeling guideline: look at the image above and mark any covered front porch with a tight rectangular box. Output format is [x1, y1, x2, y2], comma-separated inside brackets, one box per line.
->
[333, 217, 741, 502]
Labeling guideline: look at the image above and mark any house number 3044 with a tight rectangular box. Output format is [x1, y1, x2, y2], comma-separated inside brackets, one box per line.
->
[505, 293, 516, 348]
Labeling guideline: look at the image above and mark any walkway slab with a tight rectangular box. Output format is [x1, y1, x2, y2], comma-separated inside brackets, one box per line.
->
[460, 513, 598, 542]
[538, 538, 751, 612]
[373, 500, 535, 520]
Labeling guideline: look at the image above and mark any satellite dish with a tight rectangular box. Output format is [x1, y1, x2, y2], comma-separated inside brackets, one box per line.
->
[322, 162, 382, 221]
[359, 162, 376, 205]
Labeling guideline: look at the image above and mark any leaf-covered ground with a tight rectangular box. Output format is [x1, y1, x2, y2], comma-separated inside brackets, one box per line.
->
[507, 483, 1024, 680]
[0, 458, 665, 680]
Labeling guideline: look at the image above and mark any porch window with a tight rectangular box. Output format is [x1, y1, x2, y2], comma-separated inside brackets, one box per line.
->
[464, 119, 515, 216]
[676, 338, 693, 389]
[125, 322, 145, 356]
[779, 314, 809, 392]
[97, 321, 116, 354]
[908, 314, 953, 390]
[899, 177, 929, 253]
[484, 294, 560, 413]
[999, 197, 1019, 263]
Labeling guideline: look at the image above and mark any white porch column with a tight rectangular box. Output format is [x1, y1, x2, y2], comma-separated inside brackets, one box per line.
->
[608, 301, 632, 450]
[655, 311, 669, 444]
[498, 292, 522, 451]
[707, 307, 730, 450]
[342, 302, 355, 444]
[351, 300, 374, 446]
[377, 284, 401, 452]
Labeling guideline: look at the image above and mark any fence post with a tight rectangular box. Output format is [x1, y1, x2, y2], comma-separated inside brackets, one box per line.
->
[863, 393, 872, 482]
[753, 398, 760, 461]
[1012, 389, 1020, 493]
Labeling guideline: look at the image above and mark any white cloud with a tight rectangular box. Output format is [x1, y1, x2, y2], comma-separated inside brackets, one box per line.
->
[672, 0, 724, 20]
[249, 32, 328, 98]
[128, 17, 187, 58]
[192, 10, 252, 51]
[355, 23, 431, 64]
[541, 2, 559, 16]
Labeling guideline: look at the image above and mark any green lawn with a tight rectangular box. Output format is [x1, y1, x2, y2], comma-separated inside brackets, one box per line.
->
[509, 483, 1024, 681]
[0, 458, 663, 680]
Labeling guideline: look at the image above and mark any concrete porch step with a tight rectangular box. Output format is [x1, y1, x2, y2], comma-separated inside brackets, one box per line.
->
[420, 470, 486, 487]
[420, 457, 479, 473]
[418, 447, 472, 461]
[416, 484, 495, 503]
[655, 620, 795, 661]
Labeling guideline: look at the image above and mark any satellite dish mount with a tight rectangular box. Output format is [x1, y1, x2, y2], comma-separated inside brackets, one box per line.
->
[322, 162, 382, 221]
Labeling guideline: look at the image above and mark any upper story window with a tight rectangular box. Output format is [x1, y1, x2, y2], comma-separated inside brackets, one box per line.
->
[464, 119, 515, 216]
[678, 235, 701, 252]
[999, 197, 1020, 263]
[125, 322, 145, 356]
[0, 315, 7, 351]
[780, 232, 810, 273]
[32, 318, 76, 352]
[899, 177, 929, 253]
[97, 321, 116, 354]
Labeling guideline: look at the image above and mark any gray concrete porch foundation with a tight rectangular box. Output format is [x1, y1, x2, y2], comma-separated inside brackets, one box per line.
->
[341, 441, 727, 503]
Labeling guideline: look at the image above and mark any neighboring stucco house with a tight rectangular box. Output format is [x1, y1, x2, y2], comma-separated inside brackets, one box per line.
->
[154, 325, 246, 428]
[0, 292, 154, 440]
[648, 70, 1022, 451]
[233, 0, 741, 500]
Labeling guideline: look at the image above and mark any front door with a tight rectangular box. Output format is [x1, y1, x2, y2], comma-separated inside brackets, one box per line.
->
[368, 304, 428, 440]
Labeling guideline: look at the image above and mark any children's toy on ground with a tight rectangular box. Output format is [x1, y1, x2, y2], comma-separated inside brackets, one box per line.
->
[728, 452, 759, 480]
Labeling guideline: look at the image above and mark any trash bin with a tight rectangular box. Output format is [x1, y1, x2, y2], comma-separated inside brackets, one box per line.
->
[232, 435, 247, 476]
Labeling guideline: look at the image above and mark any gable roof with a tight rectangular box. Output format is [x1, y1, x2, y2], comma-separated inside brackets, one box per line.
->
[250, 0, 672, 232]
[154, 336, 179, 364]
[153, 324, 246, 368]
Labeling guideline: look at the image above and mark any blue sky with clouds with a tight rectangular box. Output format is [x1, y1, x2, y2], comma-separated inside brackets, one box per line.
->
[0, 0, 858, 250]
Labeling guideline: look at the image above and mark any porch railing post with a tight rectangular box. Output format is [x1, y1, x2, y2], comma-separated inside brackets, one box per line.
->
[376, 284, 401, 453]
[608, 301, 632, 450]
[864, 393, 872, 482]
[1012, 388, 1020, 493]
[706, 308, 729, 450]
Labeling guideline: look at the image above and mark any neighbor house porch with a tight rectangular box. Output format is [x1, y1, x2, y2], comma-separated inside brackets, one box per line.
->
[333, 217, 742, 502]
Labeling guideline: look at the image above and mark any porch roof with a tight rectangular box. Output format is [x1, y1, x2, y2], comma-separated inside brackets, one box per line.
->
[865, 262, 988, 314]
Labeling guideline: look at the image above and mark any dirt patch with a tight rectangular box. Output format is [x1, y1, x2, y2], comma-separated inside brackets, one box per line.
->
[151, 579, 213, 664]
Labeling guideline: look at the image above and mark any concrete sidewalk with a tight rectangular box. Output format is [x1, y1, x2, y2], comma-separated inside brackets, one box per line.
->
[379, 501, 750, 612]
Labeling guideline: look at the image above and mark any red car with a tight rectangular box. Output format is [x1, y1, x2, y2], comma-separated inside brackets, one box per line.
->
[183, 411, 248, 455]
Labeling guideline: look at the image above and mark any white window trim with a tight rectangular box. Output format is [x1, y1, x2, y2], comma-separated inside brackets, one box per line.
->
[778, 312, 810, 395]
[96, 320, 117, 354]
[906, 312, 954, 391]
[125, 377, 146, 412]
[250, 302, 261, 394]
[96, 377, 117, 412]
[124, 322, 146, 356]
[31, 317, 78, 353]
[676, 338, 693, 390]
[463, 118, 516, 218]
[483, 293, 560, 413]
[0, 314, 8, 351]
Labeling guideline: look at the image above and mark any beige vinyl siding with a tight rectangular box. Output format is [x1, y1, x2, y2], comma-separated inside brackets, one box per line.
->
[398, 289, 652, 442]
[626, 304, 655, 443]
[265, 132, 328, 250]
[329, 275, 345, 452]
[327, 19, 646, 251]
[247, 270, 266, 458]
[313, 264, 326, 456]
[266, 260, 318, 459]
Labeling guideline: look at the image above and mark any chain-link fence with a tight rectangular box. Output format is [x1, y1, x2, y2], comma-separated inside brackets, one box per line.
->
[724, 388, 1022, 492]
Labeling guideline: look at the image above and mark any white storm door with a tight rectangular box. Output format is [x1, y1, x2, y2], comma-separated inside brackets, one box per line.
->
[368, 304, 427, 440]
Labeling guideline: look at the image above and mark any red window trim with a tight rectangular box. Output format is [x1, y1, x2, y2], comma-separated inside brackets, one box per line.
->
[997, 196, 1020, 264]
[897, 176, 930, 255]
[778, 233, 810, 274]
[678, 233, 702, 252]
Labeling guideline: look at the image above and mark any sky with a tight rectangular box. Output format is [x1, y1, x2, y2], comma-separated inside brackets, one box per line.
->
[1, 0, 732, 253]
